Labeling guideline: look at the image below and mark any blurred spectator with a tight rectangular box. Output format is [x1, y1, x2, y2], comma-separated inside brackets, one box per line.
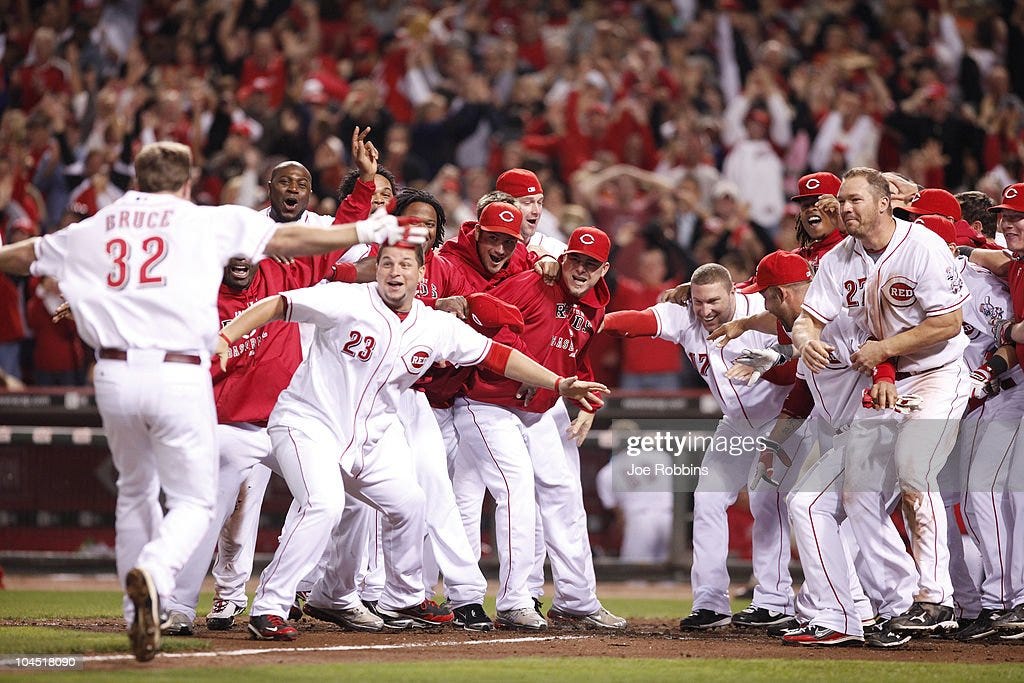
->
[609, 245, 684, 391]
[26, 276, 85, 386]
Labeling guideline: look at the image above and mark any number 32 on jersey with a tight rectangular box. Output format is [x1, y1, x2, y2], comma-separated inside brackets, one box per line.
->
[105, 237, 168, 289]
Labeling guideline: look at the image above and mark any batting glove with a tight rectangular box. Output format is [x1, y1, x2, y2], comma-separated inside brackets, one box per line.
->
[893, 394, 923, 414]
[734, 344, 790, 386]
[992, 318, 1017, 346]
[355, 208, 429, 245]
[969, 364, 1002, 401]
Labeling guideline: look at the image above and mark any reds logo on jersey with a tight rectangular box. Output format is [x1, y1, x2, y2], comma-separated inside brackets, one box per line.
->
[403, 346, 431, 373]
[416, 280, 438, 299]
[883, 276, 917, 308]
[555, 303, 570, 318]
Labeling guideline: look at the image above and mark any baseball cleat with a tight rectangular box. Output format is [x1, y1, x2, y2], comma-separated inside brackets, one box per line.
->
[247, 614, 299, 641]
[888, 602, 958, 633]
[362, 600, 415, 630]
[954, 609, 1002, 641]
[768, 620, 807, 638]
[206, 598, 247, 631]
[376, 599, 453, 628]
[288, 591, 309, 621]
[863, 619, 911, 648]
[547, 606, 627, 630]
[451, 603, 494, 632]
[731, 606, 798, 628]
[302, 602, 384, 632]
[993, 603, 1024, 630]
[125, 567, 160, 662]
[160, 610, 194, 636]
[496, 607, 548, 631]
[679, 609, 732, 630]
[782, 624, 863, 646]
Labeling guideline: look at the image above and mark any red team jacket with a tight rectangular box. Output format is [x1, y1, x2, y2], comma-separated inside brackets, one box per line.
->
[465, 269, 609, 413]
[417, 221, 539, 408]
[1010, 259, 1024, 369]
[213, 252, 346, 426]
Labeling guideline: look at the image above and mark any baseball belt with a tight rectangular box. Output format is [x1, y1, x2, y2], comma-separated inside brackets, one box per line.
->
[99, 348, 202, 365]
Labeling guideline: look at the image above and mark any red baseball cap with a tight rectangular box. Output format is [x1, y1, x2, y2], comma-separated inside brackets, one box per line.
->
[914, 215, 956, 245]
[496, 168, 543, 198]
[477, 201, 523, 239]
[738, 250, 813, 294]
[563, 226, 610, 263]
[790, 172, 841, 201]
[903, 188, 962, 221]
[990, 183, 1024, 213]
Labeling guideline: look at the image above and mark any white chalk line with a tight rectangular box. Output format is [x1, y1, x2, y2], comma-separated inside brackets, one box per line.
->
[84, 633, 596, 664]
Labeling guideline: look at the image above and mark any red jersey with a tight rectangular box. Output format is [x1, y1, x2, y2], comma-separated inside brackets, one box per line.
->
[332, 179, 375, 224]
[1009, 259, 1024, 368]
[213, 251, 344, 425]
[794, 229, 844, 271]
[465, 270, 609, 413]
[419, 224, 535, 408]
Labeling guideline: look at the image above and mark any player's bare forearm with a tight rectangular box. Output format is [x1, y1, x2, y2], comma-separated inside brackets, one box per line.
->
[874, 309, 963, 358]
[220, 295, 286, 343]
[265, 225, 361, 258]
[0, 238, 38, 276]
[766, 417, 803, 447]
[791, 313, 824, 352]
[969, 248, 1011, 277]
[499, 348, 610, 409]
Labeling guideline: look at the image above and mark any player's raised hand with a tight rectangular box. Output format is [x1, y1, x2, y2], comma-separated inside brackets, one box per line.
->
[708, 319, 745, 347]
[355, 208, 428, 245]
[799, 339, 835, 373]
[657, 282, 690, 305]
[351, 126, 377, 181]
[556, 376, 610, 411]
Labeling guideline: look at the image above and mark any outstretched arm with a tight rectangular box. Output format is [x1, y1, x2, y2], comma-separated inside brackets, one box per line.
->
[0, 238, 38, 276]
[478, 342, 610, 411]
[214, 295, 287, 370]
[266, 212, 427, 259]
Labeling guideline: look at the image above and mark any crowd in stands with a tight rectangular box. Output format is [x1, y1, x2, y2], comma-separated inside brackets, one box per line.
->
[1, 0, 1023, 389]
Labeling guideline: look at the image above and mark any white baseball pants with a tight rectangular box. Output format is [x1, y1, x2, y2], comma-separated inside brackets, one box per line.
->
[94, 354, 218, 623]
[308, 422, 427, 612]
[690, 418, 807, 616]
[959, 391, 1022, 610]
[843, 363, 969, 607]
[211, 462, 272, 606]
[453, 397, 537, 612]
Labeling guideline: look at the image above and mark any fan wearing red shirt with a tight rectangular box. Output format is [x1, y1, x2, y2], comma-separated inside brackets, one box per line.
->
[452, 226, 627, 631]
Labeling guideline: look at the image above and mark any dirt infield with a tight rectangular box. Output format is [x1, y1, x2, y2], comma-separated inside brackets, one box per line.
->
[7, 616, 1024, 671]
[6, 575, 1024, 670]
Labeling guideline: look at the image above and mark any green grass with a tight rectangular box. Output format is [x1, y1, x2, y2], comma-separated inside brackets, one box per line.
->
[0, 627, 208, 655]
[4, 657, 1024, 683]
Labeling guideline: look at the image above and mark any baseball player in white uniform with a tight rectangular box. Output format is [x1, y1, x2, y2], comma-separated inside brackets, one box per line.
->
[920, 215, 1024, 640]
[214, 241, 609, 640]
[602, 262, 805, 630]
[0, 141, 425, 661]
[730, 251, 915, 646]
[793, 167, 971, 635]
